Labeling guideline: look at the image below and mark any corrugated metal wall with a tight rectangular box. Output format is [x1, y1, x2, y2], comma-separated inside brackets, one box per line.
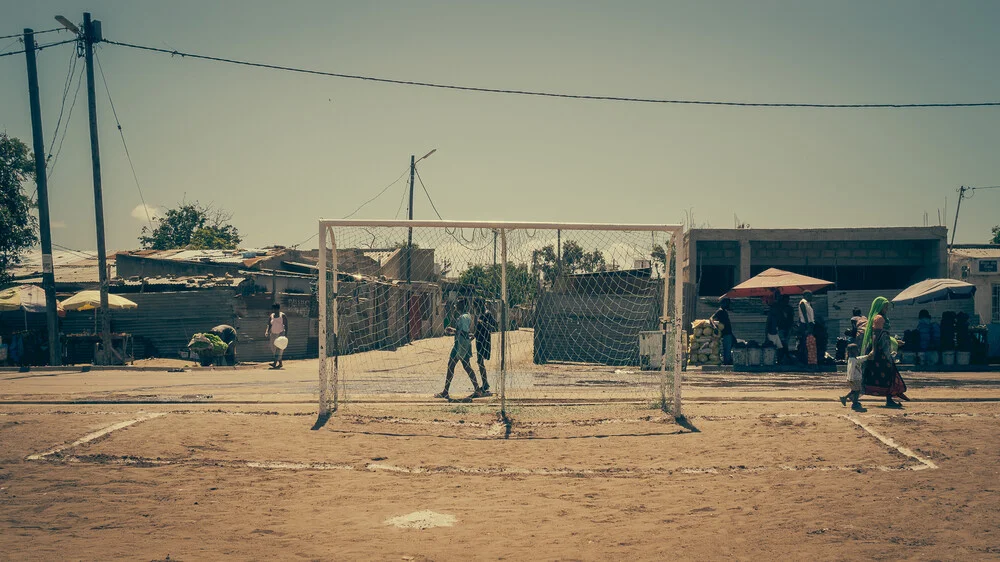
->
[534, 293, 660, 366]
[54, 290, 319, 363]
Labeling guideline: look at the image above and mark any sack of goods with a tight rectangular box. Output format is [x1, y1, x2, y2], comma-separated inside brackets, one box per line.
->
[187, 333, 229, 356]
[687, 319, 722, 366]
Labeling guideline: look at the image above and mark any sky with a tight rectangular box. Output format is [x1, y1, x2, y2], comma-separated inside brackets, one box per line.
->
[2, 0, 999, 253]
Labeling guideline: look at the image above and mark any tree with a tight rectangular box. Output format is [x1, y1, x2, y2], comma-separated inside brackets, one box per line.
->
[0, 134, 38, 285]
[991, 225, 1000, 244]
[458, 262, 537, 307]
[531, 239, 608, 286]
[139, 201, 242, 250]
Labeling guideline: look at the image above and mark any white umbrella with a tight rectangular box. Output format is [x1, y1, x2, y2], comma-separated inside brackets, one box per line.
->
[892, 278, 976, 305]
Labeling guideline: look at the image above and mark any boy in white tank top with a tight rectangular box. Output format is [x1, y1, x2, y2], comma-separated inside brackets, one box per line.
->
[265, 303, 287, 369]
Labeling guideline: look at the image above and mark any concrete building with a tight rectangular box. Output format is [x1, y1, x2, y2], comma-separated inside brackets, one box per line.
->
[682, 227, 955, 352]
[684, 227, 948, 297]
[949, 244, 1000, 355]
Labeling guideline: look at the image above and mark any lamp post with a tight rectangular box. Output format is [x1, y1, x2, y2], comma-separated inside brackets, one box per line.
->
[404, 149, 436, 344]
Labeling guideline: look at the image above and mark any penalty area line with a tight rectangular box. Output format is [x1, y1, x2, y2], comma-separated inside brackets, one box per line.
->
[841, 415, 938, 470]
[25, 413, 167, 461]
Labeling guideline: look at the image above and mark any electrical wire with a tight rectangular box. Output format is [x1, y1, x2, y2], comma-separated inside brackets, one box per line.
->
[341, 167, 411, 219]
[46, 47, 79, 163]
[0, 37, 77, 58]
[393, 178, 409, 219]
[0, 27, 64, 41]
[290, 166, 413, 248]
[414, 168, 444, 220]
[94, 50, 155, 233]
[102, 38, 1000, 109]
[45, 62, 84, 181]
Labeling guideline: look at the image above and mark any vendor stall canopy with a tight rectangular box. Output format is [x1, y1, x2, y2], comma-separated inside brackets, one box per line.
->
[892, 278, 976, 305]
[724, 268, 833, 299]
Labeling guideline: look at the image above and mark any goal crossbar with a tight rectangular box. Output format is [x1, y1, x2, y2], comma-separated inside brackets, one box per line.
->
[317, 220, 686, 418]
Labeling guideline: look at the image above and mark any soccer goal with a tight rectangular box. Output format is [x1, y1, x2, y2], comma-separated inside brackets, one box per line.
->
[316, 220, 685, 418]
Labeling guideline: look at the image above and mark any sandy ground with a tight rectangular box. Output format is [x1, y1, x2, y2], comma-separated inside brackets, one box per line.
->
[2, 346, 1000, 560]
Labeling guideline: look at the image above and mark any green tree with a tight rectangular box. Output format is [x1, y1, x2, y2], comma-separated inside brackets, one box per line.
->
[531, 239, 608, 286]
[139, 201, 242, 250]
[458, 262, 537, 307]
[0, 134, 38, 285]
[991, 225, 1000, 244]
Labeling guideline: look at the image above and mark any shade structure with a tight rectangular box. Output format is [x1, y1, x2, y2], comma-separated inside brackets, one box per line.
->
[724, 268, 834, 298]
[891, 278, 976, 305]
[0, 285, 64, 315]
[61, 290, 138, 311]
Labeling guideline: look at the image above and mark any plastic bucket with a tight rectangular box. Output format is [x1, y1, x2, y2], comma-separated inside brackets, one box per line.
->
[763, 347, 777, 366]
[924, 351, 939, 365]
[956, 351, 971, 366]
[941, 351, 956, 366]
[732, 348, 749, 367]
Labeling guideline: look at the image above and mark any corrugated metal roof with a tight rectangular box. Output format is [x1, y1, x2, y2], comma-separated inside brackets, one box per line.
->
[950, 246, 1000, 259]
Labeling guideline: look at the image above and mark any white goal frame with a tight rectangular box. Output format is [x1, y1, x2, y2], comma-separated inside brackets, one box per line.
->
[317, 219, 685, 417]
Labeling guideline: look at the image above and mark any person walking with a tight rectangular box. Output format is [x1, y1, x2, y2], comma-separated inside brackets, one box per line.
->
[265, 303, 288, 369]
[860, 296, 909, 408]
[796, 291, 816, 364]
[765, 291, 785, 357]
[847, 308, 867, 347]
[711, 297, 736, 365]
[210, 324, 238, 366]
[839, 343, 866, 411]
[435, 299, 485, 401]
[474, 301, 497, 395]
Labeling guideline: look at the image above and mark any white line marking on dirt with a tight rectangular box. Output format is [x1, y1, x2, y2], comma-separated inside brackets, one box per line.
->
[25, 413, 166, 460]
[31, 454, 924, 475]
[841, 415, 939, 470]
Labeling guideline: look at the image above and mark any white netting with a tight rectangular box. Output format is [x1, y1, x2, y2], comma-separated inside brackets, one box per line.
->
[317, 222, 683, 419]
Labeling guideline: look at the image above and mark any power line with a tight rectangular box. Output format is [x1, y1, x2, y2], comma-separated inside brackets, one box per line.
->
[46, 47, 79, 163]
[95, 50, 155, 233]
[0, 27, 64, 41]
[414, 168, 444, 220]
[45, 61, 84, 181]
[342, 167, 411, 219]
[290, 166, 413, 248]
[0, 37, 77, 58]
[102, 38, 1000, 109]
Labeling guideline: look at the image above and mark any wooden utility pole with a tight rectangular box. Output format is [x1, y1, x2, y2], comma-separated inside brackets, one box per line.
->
[406, 154, 415, 283]
[23, 28, 61, 365]
[83, 12, 112, 362]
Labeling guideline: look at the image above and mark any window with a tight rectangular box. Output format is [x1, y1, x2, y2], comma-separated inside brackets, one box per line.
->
[993, 284, 1000, 324]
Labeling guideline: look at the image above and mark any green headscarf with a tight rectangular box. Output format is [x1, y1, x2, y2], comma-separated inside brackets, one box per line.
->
[860, 296, 889, 353]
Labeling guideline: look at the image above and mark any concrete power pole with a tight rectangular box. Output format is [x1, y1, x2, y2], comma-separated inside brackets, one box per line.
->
[83, 12, 112, 362]
[23, 28, 61, 365]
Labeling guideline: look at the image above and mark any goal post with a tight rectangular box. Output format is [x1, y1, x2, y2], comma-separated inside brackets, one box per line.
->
[318, 220, 685, 418]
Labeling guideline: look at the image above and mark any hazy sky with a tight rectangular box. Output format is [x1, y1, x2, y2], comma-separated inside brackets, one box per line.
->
[2, 0, 999, 252]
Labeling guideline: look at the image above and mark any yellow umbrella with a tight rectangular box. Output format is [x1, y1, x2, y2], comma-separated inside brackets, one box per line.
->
[0, 285, 64, 314]
[61, 290, 138, 311]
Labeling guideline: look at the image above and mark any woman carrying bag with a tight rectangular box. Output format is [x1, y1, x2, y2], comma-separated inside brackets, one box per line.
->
[860, 296, 909, 409]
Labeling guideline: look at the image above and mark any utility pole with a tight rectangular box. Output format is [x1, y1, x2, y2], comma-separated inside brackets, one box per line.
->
[83, 12, 111, 363]
[493, 229, 498, 266]
[405, 154, 415, 344]
[406, 154, 415, 284]
[23, 28, 61, 365]
[950, 186, 967, 248]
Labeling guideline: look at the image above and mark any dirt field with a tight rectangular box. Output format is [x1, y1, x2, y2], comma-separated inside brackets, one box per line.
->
[2, 358, 1000, 560]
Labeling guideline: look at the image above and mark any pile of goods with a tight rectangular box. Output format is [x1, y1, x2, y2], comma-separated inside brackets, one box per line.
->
[188, 332, 228, 365]
[687, 319, 721, 366]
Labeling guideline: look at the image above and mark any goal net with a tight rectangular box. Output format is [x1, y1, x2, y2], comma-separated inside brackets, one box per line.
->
[316, 220, 685, 419]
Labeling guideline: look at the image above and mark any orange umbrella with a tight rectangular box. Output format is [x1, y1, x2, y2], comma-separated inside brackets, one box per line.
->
[724, 268, 833, 298]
